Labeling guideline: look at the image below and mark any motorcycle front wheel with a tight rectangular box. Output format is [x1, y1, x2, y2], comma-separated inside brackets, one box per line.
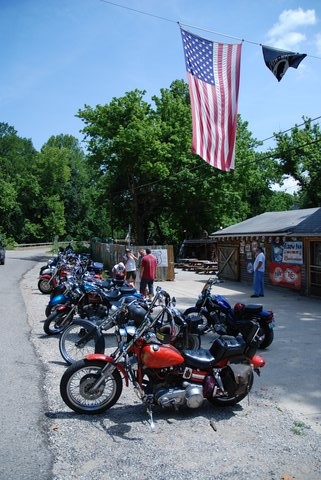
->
[38, 278, 55, 294]
[59, 320, 105, 365]
[45, 304, 54, 317]
[43, 310, 74, 335]
[60, 359, 123, 414]
[207, 370, 254, 407]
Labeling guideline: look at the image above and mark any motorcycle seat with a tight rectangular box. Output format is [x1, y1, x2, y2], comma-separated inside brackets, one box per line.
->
[119, 286, 137, 295]
[244, 304, 263, 314]
[182, 348, 216, 369]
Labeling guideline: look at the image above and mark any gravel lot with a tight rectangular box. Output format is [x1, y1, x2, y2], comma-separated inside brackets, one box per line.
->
[22, 263, 321, 480]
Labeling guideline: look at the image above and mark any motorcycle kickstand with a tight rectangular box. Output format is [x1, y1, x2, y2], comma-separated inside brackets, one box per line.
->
[146, 400, 156, 432]
[141, 394, 156, 432]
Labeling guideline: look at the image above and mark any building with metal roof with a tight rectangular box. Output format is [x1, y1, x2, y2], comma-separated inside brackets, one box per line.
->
[210, 208, 321, 297]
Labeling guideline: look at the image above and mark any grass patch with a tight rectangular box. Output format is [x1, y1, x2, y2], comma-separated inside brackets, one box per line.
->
[291, 420, 310, 435]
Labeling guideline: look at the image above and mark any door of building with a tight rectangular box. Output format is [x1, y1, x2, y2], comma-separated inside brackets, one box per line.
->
[310, 241, 321, 296]
[217, 244, 239, 280]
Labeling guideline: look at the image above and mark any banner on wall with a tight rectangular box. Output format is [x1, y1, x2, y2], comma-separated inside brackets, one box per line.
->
[282, 241, 303, 264]
[272, 240, 303, 264]
[269, 262, 301, 289]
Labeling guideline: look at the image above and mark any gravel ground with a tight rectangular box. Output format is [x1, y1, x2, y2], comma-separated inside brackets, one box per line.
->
[22, 264, 321, 480]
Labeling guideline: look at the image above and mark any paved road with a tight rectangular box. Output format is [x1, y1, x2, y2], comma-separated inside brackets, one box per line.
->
[0, 248, 52, 480]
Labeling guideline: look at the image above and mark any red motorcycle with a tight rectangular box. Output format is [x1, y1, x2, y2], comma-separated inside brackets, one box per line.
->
[38, 261, 71, 294]
[60, 289, 265, 421]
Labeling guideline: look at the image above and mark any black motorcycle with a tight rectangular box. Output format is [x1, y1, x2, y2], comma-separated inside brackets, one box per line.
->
[59, 287, 203, 364]
[183, 276, 275, 349]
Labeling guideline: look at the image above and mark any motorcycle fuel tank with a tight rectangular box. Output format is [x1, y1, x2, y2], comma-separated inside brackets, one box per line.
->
[49, 294, 67, 306]
[141, 344, 184, 369]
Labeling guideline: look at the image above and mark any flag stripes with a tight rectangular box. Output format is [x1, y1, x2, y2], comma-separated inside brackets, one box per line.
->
[181, 28, 242, 171]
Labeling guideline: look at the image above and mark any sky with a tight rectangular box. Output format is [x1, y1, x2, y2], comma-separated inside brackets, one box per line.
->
[2, 0, 321, 193]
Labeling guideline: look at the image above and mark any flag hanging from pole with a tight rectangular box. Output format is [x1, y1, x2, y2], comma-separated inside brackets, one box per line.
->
[180, 27, 242, 172]
[262, 45, 307, 82]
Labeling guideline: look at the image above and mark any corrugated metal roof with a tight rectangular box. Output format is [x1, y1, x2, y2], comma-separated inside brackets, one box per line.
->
[211, 208, 321, 236]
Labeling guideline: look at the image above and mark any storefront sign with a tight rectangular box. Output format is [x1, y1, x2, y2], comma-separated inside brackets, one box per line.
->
[282, 241, 303, 264]
[269, 262, 301, 289]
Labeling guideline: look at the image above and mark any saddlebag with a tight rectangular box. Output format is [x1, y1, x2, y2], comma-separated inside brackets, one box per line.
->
[220, 363, 252, 397]
[209, 335, 245, 362]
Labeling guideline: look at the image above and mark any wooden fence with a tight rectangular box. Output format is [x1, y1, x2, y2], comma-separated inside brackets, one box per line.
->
[91, 242, 175, 281]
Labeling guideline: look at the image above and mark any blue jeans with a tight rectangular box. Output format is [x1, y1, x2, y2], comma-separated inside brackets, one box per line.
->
[140, 278, 154, 296]
[254, 271, 264, 295]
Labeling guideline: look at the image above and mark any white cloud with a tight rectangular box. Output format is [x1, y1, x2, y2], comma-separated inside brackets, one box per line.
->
[272, 32, 306, 50]
[272, 176, 299, 193]
[267, 8, 316, 50]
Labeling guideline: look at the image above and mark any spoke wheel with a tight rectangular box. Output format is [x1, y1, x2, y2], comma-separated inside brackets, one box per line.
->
[59, 321, 103, 364]
[38, 278, 54, 294]
[60, 360, 122, 414]
[43, 310, 73, 335]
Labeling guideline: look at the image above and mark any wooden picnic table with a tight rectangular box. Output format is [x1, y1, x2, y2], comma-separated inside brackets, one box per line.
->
[181, 259, 218, 273]
[181, 259, 204, 270]
[194, 260, 218, 274]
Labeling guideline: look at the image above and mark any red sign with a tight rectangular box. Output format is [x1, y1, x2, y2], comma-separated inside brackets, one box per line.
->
[269, 263, 301, 289]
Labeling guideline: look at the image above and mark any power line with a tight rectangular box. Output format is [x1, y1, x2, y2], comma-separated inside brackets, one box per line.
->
[99, 0, 177, 24]
[96, 0, 320, 189]
[261, 115, 321, 143]
[98, 0, 321, 60]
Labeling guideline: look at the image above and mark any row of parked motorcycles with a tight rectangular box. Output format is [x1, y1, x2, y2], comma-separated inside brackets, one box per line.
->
[38, 251, 275, 425]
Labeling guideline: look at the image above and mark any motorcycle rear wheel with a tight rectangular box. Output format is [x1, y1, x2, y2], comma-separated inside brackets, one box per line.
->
[59, 320, 105, 365]
[60, 359, 123, 414]
[43, 310, 74, 335]
[207, 370, 254, 407]
[258, 326, 274, 349]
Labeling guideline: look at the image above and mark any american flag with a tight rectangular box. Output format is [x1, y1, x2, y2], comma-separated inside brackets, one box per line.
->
[180, 27, 242, 171]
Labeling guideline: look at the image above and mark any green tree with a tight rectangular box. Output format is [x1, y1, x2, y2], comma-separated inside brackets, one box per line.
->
[274, 117, 321, 207]
[41, 134, 99, 240]
[0, 122, 40, 242]
[77, 81, 295, 244]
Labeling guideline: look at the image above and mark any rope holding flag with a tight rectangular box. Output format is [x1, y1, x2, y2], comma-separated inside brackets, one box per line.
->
[180, 26, 242, 172]
[262, 45, 307, 82]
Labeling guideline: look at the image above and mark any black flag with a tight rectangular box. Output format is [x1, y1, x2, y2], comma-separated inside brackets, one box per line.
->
[262, 45, 307, 81]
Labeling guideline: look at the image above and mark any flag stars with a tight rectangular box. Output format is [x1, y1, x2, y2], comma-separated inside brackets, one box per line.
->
[181, 29, 215, 84]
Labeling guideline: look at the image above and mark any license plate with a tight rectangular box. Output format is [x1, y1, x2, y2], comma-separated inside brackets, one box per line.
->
[269, 321, 275, 329]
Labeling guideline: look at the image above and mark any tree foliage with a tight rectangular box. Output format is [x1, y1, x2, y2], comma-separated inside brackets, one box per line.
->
[274, 117, 321, 207]
[0, 79, 306, 245]
[78, 80, 293, 244]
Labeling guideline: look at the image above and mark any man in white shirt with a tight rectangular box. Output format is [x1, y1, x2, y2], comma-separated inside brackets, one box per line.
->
[251, 246, 265, 298]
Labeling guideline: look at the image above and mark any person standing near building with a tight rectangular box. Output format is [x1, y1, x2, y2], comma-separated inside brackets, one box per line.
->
[123, 248, 138, 286]
[140, 248, 157, 300]
[251, 246, 265, 297]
